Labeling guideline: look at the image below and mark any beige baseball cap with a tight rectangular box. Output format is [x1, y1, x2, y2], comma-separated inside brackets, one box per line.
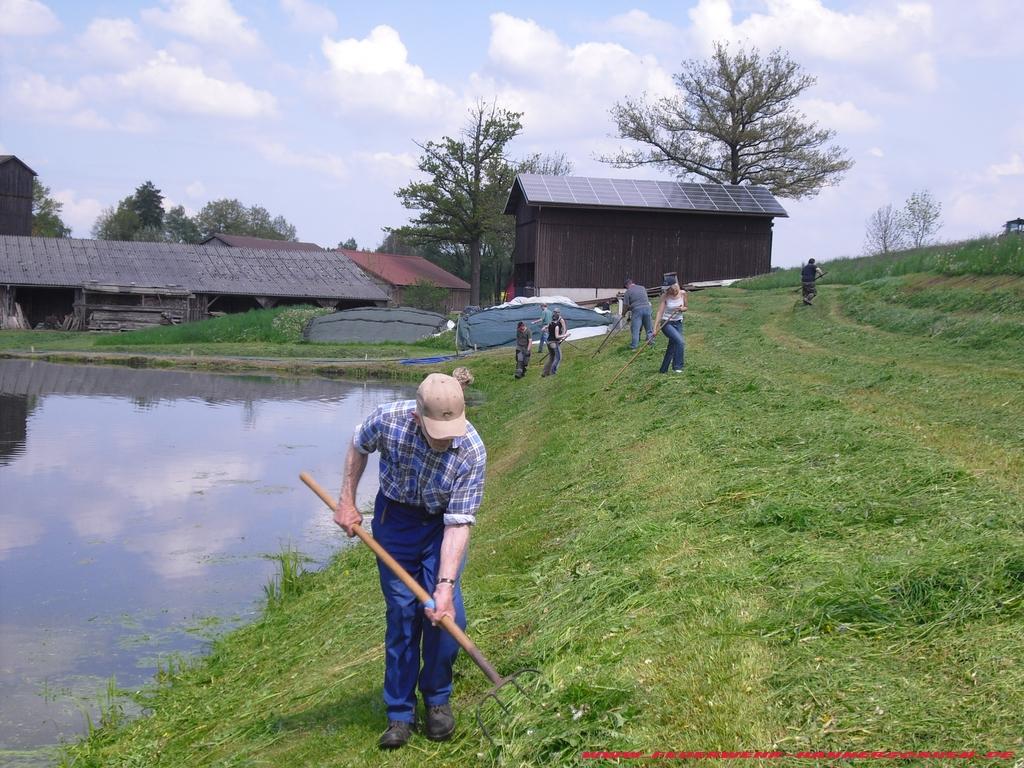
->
[416, 373, 467, 440]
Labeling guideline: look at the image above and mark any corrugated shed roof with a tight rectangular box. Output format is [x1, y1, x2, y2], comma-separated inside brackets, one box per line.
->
[201, 233, 323, 251]
[0, 235, 388, 300]
[341, 249, 471, 290]
[504, 173, 788, 218]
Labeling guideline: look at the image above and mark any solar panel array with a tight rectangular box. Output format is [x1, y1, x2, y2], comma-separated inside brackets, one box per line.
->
[516, 173, 788, 217]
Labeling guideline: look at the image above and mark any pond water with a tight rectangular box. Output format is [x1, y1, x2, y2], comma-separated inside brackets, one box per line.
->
[0, 360, 415, 763]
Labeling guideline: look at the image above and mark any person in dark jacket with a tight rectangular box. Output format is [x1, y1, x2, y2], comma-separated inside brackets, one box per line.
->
[801, 259, 824, 305]
[514, 321, 532, 379]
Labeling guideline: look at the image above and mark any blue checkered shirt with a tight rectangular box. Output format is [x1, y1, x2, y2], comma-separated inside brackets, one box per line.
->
[352, 400, 487, 525]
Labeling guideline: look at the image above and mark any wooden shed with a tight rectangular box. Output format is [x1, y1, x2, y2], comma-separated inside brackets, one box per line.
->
[0, 156, 36, 237]
[504, 173, 788, 301]
[0, 235, 387, 330]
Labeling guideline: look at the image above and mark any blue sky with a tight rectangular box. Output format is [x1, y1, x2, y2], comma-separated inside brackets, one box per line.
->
[1, 0, 1020, 267]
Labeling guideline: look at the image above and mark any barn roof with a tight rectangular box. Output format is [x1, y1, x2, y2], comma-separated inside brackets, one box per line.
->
[504, 173, 788, 218]
[201, 233, 323, 251]
[0, 235, 388, 300]
[341, 249, 470, 290]
[0, 156, 37, 176]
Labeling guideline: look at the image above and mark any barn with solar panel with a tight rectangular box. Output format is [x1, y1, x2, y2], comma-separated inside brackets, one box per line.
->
[503, 173, 788, 301]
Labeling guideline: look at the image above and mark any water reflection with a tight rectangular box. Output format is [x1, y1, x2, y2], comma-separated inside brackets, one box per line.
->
[0, 360, 415, 759]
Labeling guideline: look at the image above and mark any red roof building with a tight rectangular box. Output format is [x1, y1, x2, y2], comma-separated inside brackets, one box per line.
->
[340, 249, 470, 313]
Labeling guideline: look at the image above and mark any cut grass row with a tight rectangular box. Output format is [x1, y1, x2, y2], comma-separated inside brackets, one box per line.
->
[59, 275, 1024, 766]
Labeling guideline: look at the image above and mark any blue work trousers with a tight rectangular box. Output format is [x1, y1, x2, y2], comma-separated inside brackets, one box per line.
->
[659, 319, 685, 372]
[630, 306, 653, 349]
[372, 492, 466, 723]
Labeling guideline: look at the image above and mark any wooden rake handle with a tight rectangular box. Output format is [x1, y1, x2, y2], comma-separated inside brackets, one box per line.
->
[299, 471, 503, 685]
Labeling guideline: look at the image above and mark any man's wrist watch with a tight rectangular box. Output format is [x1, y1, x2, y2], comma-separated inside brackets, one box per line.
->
[437, 577, 456, 587]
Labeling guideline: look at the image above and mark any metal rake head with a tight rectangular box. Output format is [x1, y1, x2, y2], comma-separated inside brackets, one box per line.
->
[475, 667, 542, 746]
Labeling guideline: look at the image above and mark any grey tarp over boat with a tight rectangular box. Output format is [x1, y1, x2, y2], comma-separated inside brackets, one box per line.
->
[456, 303, 612, 351]
[304, 307, 448, 343]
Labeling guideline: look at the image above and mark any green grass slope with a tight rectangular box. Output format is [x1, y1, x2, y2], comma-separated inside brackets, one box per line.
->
[58, 251, 1024, 767]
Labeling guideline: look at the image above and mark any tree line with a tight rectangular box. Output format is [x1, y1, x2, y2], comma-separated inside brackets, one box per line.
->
[30, 41, 871, 305]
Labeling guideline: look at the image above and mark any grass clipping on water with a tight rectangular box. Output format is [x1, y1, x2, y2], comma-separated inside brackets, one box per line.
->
[61, 249, 1024, 767]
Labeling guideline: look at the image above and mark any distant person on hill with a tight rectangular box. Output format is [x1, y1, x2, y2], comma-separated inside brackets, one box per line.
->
[541, 309, 568, 377]
[623, 278, 653, 350]
[514, 321, 532, 379]
[530, 303, 552, 351]
[452, 367, 473, 391]
[653, 280, 687, 373]
[332, 373, 486, 750]
[801, 259, 825, 305]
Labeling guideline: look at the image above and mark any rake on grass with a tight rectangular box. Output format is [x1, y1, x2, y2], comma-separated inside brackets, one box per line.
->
[592, 314, 628, 358]
[299, 471, 541, 745]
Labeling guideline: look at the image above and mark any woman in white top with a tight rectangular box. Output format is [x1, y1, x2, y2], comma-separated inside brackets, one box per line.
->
[652, 281, 687, 373]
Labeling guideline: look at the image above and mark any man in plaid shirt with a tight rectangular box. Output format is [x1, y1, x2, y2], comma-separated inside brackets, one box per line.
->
[334, 373, 486, 749]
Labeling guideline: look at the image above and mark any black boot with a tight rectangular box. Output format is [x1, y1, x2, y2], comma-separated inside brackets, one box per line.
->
[379, 720, 412, 749]
[424, 704, 455, 741]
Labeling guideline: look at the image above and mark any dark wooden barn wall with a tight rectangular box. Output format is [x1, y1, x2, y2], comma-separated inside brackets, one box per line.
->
[525, 207, 773, 288]
[0, 162, 34, 237]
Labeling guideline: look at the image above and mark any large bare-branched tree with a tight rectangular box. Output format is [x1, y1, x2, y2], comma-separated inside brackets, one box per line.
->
[864, 204, 908, 256]
[604, 42, 852, 199]
[393, 101, 523, 306]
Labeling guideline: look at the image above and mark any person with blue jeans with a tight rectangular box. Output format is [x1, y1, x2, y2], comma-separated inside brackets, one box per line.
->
[334, 374, 487, 749]
[541, 309, 568, 376]
[623, 279, 653, 349]
[653, 281, 687, 373]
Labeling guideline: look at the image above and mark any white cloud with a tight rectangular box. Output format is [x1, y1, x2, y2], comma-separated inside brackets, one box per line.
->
[800, 98, 879, 133]
[53, 189, 104, 236]
[10, 72, 82, 112]
[250, 139, 348, 180]
[604, 10, 678, 46]
[115, 51, 277, 119]
[280, 0, 337, 34]
[141, 0, 260, 52]
[354, 151, 418, 172]
[320, 25, 457, 120]
[478, 13, 675, 140]
[686, 0, 937, 90]
[867, 147, 885, 158]
[989, 153, 1024, 178]
[185, 181, 207, 198]
[78, 18, 151, 68]
[0, 0, 59, 36]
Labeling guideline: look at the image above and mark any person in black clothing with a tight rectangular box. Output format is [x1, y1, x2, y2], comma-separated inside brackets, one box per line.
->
[801, 259, 824, 305]
[514, 321, 531, 379]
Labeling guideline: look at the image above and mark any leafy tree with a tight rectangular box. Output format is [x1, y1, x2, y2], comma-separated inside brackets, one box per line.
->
[518, 151, 574, 177]
[864, 204, 907, 256]
[194, 198, 249, 238]
[93, 197, 142, 241]
[902, 190, 942, 248]
[31, 179, 71, 237]
[604, 42, 853, 199]
[194, 199, 297, 241]
[164, 205, 203, 244]
[393, 101, 523, 306]
[131, 180, 164, 229]
[338, 237, 359, 250]
[403, 279, 448, 313]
